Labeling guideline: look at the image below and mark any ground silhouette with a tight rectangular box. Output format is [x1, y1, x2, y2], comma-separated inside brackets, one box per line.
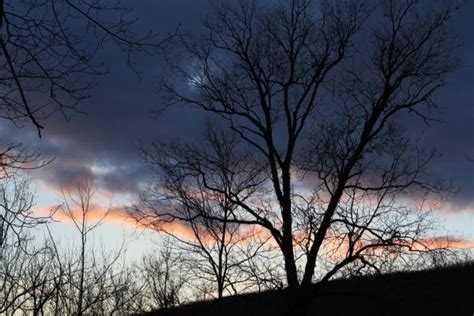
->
[144, 262, 474, 316]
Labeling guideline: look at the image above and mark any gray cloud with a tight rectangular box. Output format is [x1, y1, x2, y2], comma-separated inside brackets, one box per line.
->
[1, 1, 471, 212]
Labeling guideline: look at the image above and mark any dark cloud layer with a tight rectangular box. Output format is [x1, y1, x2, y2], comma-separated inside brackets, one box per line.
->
[1, 1, 472, 212]
[420, 1, 474, 210]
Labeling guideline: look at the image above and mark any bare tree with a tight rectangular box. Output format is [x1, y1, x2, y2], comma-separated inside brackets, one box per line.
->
[0, 0, 173, 136]
[57, 178, 124, 315]
[1, 177, 153, 315]
[102, 262, 145, 315]
[0, 223, 143, 315]
[135, 128, 270, 299]
[0, 177, 36, 258]
[0, 236, 57, 315]
[12, 240, 60, 315]
[0, 176, 59, 315]
[0, 144, 49, 180]
[234, 240, 286, 293]
[158, 0, 462, 292]
[0, 0, 176, 178]
[139, 241, 187, 310]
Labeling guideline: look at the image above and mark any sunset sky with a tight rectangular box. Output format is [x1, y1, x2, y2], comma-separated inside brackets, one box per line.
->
[3, 0, 473, 256]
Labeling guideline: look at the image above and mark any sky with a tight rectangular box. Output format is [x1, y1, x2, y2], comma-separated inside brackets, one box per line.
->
[1, 0, 473, 255]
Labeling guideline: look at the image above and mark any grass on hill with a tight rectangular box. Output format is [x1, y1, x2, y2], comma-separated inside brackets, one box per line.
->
[145, 262, 474, 316]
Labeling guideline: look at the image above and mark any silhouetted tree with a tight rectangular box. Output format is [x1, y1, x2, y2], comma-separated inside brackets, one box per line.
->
[58, 179, 123, 315]
[0, 0, 173, 135]
[140, 241, 187, 309]
[0, 177, 188, 314]
[0, 177, 38, 258]
[0, 237, 57, 314]
[135, 128, 271, 299]
[0, 176, 58, 314]
[158, 0, 461, 291]
[0, 0, 175, 176]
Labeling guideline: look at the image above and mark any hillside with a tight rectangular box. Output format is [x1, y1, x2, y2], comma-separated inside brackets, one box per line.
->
[145, 263, 474, 316]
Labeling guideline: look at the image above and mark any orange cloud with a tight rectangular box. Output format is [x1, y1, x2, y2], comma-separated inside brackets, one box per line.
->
[35, 202, 202, 241]
[417, 237, 474, 250]
[34, 202, 474, 256]
[33, 203, 135, 227]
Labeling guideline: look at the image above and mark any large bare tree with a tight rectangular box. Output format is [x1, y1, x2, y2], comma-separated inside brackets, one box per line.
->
[156, 0, 461, 291]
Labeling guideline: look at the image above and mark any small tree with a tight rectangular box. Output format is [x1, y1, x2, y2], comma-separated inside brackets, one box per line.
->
[58, 179, 124, 315]
[0, 177, 36, 257]
[0, 176, 57, 315]
[135, 128, 269, 299]
[140, 242, 187, 310]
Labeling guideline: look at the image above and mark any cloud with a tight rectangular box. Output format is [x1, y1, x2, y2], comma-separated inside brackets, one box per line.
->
[1, 0, 471, 255]
[419, 237, 474, 250]
[34, 200, 203, 240]
[34, 204, 134, 227]
[26, 133, 149, 199]
[437, 200, 474, 215]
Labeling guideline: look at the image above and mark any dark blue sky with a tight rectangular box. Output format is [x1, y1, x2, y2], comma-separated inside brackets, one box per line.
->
[3, 0, 473, 218]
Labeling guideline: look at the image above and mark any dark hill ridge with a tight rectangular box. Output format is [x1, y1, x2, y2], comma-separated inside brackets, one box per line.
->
[145, 262, 474, 316]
